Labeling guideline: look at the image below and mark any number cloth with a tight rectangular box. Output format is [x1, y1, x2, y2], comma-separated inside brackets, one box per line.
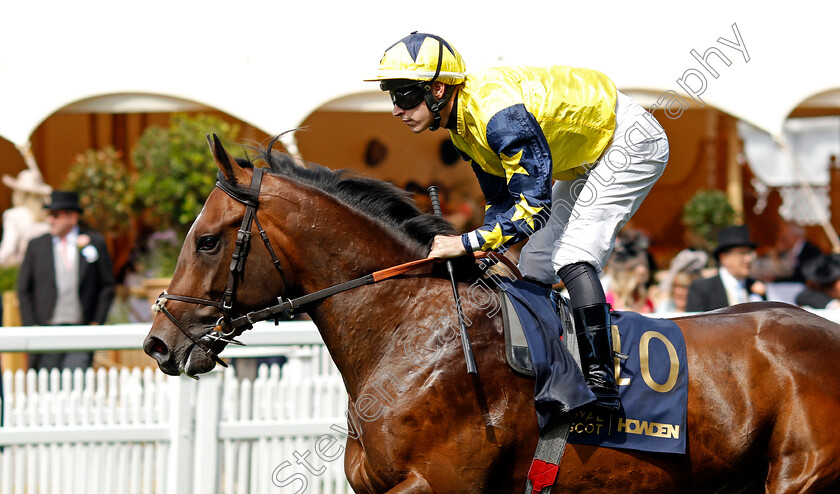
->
[568, 311, 688, 454]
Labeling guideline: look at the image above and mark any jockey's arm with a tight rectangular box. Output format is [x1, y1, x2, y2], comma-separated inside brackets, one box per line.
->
[461, 106, 553, 254]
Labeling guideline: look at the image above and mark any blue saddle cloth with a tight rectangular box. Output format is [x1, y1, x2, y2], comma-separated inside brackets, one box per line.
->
[566, 311, 688, 454]
[500, 279, 689, 454]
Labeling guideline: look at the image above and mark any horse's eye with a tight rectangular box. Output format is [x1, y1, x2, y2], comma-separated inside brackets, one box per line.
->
[197, 235, 219, 251]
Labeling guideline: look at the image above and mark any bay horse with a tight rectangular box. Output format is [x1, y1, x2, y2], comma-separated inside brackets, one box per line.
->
[144, 136, 840, 493]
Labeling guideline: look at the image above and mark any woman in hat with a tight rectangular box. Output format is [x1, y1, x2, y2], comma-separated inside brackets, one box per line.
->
[0, 169, 51, 266]
[604, 235, 655, 313]
[795, 254, 840, 310]
[654, 249, 708, 314]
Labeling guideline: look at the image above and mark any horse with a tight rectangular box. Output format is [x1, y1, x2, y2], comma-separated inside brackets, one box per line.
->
[144, 135, 840, 493]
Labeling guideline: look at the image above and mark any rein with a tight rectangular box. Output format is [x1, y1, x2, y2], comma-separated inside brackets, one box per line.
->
[220, 255, 442, 331]
[152, 165, 517, 367]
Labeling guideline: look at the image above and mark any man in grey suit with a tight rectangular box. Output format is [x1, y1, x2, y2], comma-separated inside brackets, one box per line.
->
[17, 190, 115, 371]
[686, 225, 767, 312]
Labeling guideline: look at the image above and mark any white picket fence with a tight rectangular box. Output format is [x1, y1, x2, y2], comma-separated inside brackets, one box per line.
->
[0, 322, 353, 494]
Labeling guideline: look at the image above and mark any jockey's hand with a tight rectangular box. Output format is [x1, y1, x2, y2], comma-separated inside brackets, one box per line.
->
[429, 234, 468, 258]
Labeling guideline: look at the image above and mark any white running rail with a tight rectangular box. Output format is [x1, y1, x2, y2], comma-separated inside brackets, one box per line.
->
[0, 321, 352, 494]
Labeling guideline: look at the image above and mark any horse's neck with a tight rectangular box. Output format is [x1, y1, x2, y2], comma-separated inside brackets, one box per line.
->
[274, 193, 428, 394]
[308, 280, 423, 396]
[288, 211, 421, 292]
[313, 244, 424, 394]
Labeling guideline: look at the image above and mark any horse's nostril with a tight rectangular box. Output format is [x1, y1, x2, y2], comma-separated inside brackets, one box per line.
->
[144, 336, 169, 360]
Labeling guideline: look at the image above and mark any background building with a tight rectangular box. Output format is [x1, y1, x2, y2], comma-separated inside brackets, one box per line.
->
[0, 0, 838, 269]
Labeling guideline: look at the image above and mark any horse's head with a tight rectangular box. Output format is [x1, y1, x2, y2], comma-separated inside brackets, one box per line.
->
[144, 134, 471, 377]
[143, 135, 295, 377]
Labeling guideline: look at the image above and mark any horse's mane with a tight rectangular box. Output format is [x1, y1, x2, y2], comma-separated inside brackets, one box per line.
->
[222, 137, 457, 253]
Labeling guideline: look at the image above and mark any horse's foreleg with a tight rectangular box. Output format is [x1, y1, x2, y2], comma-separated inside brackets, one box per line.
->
[384, 474, 433, 493]
[345, 438, 432, 493]
[345, 437, 376, 493]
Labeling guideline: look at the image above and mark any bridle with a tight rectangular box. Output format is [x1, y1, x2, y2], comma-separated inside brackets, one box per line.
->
[152, 164, 521, 368]
[152, 166, 290, 367]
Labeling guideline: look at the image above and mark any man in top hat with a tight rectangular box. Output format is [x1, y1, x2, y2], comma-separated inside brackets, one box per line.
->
[795, 254, 840, 310]
[685, 224, 766, 312]
[17, 190, 115, 371]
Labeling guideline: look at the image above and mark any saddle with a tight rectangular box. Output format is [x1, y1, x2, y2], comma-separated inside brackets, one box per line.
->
[501, 288, 575, 378]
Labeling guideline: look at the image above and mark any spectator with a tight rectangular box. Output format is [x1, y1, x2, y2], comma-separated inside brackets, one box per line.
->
[753, 221, 823, 283]
[655, 249, 708, 313]
[656, 271, 701, 313]
[685, 225, 766, 312]
[795, 254, 840, 310]
[17, 190, 115, 371]
[0, 169, 51, 266]
[778, 223, 823, 283]
[604, 240, 654, 313]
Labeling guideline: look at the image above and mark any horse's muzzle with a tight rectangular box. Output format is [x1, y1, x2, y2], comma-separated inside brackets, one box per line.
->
[144, 335, 180, 376]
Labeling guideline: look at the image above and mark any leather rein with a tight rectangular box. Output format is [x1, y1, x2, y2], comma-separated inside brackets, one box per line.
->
[151, 166, 514, 368]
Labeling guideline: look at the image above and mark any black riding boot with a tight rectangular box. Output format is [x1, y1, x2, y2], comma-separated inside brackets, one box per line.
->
[573, 303, 621, 410]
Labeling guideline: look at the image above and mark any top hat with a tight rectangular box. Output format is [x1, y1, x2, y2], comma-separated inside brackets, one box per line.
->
[713, 225, 757, 258]
[45, 190, 82, 212]
[802, 254, 840, 286]
[2, 169, 52, 195]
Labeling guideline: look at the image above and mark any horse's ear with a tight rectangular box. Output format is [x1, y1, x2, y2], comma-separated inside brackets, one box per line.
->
[207, 134, 248, 184]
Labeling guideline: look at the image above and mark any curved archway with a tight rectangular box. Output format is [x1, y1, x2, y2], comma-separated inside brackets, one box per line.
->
[29, 92, 276, 189]
[18, 92, 279, 287]
[616, 88, 754, 266]
[736, 88, 840, 255]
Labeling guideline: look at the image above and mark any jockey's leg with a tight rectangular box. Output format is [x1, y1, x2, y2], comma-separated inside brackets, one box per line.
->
[558, 261, 619, 410]
[545, 92, 668, 410]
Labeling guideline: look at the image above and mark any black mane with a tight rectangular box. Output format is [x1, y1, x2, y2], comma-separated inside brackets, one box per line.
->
[221, 139, 457, 253]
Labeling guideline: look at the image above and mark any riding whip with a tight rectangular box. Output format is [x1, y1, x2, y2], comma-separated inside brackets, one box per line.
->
[427, 186, 478, 375]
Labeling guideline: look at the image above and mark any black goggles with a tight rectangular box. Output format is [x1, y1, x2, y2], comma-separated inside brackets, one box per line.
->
[389, 84, 427, 110]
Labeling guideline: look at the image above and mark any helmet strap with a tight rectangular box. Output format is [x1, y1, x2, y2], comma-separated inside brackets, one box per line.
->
[424, 84, 456, 131]
[425, 34, 447, 131]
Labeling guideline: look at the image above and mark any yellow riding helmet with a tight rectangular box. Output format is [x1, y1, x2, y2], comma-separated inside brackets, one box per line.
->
[365, 32, 466, 87]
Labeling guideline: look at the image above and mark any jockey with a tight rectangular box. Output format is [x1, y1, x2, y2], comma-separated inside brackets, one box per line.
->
[366, 32, 669, 410]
